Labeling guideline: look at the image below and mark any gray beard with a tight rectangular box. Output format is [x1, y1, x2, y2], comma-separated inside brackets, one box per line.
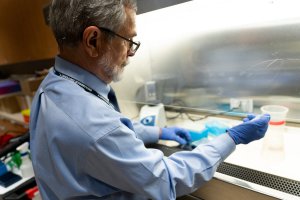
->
[100, 52, 128, 82]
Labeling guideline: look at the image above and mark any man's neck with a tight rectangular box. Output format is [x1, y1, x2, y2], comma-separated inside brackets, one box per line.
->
[58, 46, 112, 84]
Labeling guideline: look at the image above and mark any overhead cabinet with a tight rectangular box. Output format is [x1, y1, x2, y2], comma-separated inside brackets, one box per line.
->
[0, 0, 57, 65]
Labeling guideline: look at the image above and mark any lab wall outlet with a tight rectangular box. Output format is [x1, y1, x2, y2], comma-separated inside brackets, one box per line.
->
[230, 98, 253, 112]
[241, 99, 253, 113]
[230, 98, 240, 109]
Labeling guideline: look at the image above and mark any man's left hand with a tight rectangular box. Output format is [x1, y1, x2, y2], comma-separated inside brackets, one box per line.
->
[160, 127, 192, 145]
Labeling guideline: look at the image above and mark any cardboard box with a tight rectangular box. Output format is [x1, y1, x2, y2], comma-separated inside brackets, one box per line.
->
[19, 76, 44, 96]
[0, 95, 23, 113]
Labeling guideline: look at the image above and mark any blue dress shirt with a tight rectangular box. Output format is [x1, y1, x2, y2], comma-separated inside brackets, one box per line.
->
[29, 56, 236, 200]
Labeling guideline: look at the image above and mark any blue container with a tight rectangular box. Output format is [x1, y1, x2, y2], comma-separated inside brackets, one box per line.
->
[189, 120, 229, 142]
[189, 129, 209, 141]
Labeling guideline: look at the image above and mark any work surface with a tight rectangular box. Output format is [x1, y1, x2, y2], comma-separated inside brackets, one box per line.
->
[157, 113, 300, 199]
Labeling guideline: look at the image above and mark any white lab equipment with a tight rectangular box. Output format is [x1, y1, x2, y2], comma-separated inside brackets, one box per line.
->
[139, 103, 166, 128]
[16, 142, 34, 178]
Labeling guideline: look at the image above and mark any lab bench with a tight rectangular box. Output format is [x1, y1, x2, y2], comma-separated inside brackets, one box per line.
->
[151, 113, 300, 200]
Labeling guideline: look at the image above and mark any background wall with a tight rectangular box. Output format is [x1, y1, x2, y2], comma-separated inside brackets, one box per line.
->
[112, 0, 300, 122]
[0, 0, 56, 65]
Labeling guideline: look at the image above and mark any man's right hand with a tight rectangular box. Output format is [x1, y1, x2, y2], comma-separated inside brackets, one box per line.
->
[227, 114, 271, 145]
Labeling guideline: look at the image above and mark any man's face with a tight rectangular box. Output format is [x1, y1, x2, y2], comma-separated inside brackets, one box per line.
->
[100, 8, 137, 82]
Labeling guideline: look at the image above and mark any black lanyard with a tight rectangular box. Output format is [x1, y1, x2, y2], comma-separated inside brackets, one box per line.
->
[53, 68, 116, 110]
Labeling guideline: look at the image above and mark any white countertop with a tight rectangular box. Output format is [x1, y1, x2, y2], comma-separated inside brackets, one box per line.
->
[165, 113, 300, 182]
[226, 125, 300, 182]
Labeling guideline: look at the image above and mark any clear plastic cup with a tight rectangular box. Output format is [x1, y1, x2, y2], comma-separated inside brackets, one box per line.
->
[260, 105, 289, 151]
[261, 105, 289, 125]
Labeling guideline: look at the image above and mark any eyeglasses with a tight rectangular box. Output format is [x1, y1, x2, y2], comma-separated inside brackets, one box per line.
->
[96, 26, 141, 55]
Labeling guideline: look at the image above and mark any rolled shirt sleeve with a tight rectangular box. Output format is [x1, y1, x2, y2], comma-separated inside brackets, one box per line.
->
[132, 121, 160, 144]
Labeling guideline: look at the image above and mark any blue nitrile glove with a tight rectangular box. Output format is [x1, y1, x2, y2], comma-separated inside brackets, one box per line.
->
[242, 114, 257, 122]
[160, 127, 192, 145]
[227, 113, 270, 145]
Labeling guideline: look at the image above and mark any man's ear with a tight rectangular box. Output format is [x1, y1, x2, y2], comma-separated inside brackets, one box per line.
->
[82, 26, 102, 57]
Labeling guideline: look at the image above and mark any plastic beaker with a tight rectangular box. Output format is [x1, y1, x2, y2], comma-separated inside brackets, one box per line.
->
[261, 105, 289, 125]
[261, 105, 289, 151]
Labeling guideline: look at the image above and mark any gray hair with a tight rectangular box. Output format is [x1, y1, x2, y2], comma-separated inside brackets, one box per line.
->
[49, 0, 137, 47]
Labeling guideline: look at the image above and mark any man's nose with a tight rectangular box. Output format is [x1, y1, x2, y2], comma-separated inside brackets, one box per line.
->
[127, 50, 135, 57]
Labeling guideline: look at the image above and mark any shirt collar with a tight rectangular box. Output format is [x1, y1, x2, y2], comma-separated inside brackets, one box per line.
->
[54, 56, 111, 98]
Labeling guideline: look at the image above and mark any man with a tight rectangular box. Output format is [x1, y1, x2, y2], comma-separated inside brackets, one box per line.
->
[29, 0, 270, 199]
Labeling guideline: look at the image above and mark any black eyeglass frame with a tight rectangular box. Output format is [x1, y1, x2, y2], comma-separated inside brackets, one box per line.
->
[96, 26, 141, 54]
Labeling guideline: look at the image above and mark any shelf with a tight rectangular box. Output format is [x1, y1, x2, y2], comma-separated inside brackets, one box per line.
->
[0, 111, 27, 127]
